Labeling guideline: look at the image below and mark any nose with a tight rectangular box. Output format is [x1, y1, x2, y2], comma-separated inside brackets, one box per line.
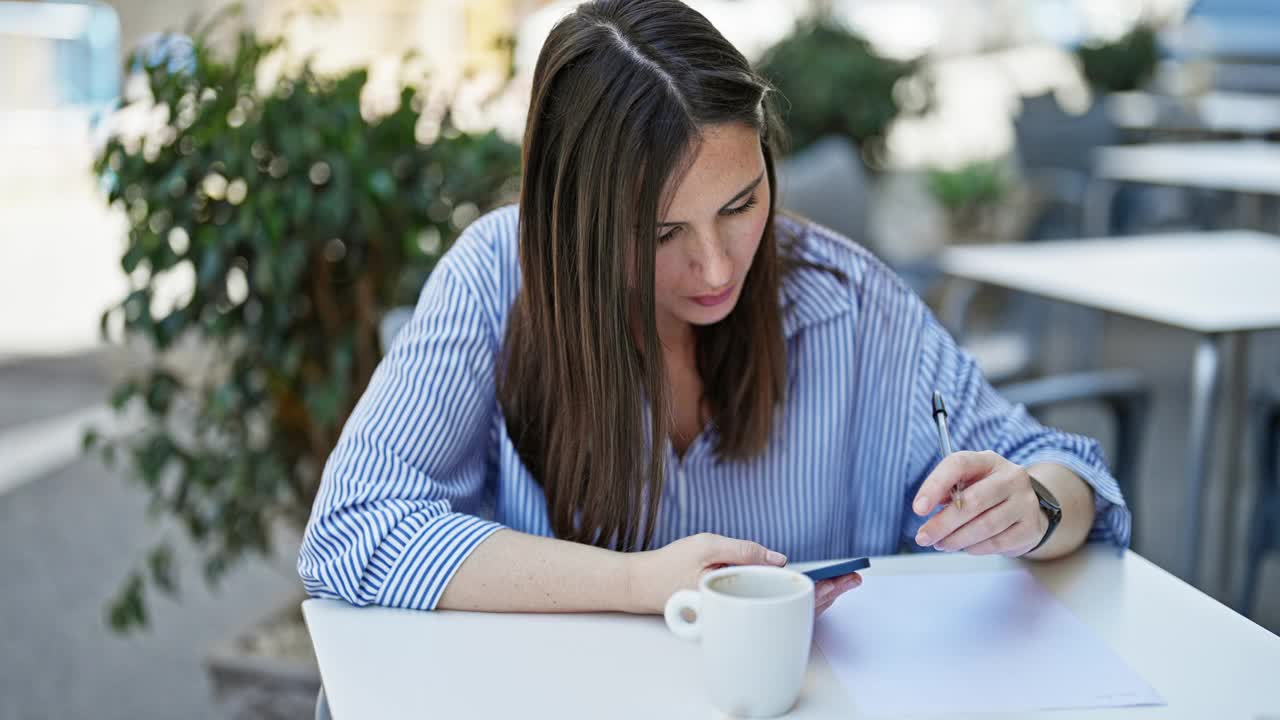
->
[687, 229, 733, 290]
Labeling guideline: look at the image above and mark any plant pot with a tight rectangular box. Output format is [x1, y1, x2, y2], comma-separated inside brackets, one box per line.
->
[205, 595, 320, 720]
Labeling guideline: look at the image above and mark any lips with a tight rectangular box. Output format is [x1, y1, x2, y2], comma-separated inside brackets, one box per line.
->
[690, 284, 736, 307]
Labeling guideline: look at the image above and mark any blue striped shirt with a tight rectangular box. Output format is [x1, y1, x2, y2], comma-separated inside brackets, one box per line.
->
[298, 205, 1130, 610]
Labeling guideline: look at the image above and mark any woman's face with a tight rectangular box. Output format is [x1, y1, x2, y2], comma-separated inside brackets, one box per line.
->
[652, 122, 769, 341]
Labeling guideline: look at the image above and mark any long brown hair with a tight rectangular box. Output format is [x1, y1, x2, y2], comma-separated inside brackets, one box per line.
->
[499, 0, 790, 552]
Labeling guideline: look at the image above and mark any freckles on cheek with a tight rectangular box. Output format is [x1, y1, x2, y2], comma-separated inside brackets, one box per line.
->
[738, 213, 768, 263]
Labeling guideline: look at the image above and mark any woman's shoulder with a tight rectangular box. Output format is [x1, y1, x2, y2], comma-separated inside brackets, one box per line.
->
[776, 213, 920, 335]
[434, 204, 522, 323]
[443, 203, 521, 278]
[776, 212, 883, 284]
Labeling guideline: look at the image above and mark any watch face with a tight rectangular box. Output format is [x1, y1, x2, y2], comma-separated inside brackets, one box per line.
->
[1029, 476, 1062, 512]
[1027, 475, 1062, 555]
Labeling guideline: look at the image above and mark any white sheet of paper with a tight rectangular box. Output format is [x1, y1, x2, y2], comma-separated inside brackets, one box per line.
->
[814, 569, 1164, 716]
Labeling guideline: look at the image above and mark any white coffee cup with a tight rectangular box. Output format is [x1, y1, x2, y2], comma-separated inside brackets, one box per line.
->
[664, 565, 814, 718]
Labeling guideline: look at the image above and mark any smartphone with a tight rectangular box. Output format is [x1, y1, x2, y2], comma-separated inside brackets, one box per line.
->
[801, 557, 870, 582]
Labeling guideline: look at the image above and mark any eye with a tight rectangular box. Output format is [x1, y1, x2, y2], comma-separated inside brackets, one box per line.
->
[722, 194, 758, 217]
[658, 226, 681, 243]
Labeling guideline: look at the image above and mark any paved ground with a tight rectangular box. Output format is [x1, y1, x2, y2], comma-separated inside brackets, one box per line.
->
[0, 351, 119, 432]
[0, 354, 302, 720]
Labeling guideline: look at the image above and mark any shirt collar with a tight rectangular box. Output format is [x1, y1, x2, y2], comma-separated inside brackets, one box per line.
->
[777, 217, 857, 339]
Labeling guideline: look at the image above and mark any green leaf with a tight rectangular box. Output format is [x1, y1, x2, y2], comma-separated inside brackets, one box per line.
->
[99, 308, 115, 342]
[100, 443, 117, 469]
[91, 11, 519, 632]
[185, 510, 208, 541]
[136, 432, 177, 487]
[203, 554, 228, 586]
[106, 572, 146, 634]
[147, 544, 179, 596]
[304, 382, 341, 426]
[757, 19, 925, 154]
[144, 371, 181, 414]
[368, 168, 393, 199]
[109, 381, 139, 411]
[196, 243, 226, 290]
[121, 244, 146, 274]
[156, 310, 187, 349]
[1077, 25, 1159, 94]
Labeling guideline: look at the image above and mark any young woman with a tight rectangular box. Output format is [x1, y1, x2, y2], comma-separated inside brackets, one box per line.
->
[298, 0, 1129, 617]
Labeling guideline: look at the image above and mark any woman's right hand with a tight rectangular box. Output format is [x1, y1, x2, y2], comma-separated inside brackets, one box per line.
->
[623, 533, 785, 614]
[622, 533, 864, 616]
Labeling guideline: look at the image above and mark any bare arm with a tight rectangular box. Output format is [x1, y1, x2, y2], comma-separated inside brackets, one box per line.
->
[438, 529, 803, 615]
[437, 529, 635, 613]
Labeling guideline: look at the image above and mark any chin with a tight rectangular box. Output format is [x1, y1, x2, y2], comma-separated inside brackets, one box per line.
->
[684, 309, 733, 326]
[683, 287, 743, 326]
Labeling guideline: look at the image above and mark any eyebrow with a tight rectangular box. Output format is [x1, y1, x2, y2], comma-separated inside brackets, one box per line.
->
[658, 170, 765, 227]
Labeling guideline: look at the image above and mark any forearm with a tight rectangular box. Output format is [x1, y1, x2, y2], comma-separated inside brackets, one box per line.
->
[1022, 462, 1096, 560]
[437, 528, 636, 613]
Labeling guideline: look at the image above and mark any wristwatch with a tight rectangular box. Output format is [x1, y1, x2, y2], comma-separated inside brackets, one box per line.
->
[1027, 474, 1062, 554]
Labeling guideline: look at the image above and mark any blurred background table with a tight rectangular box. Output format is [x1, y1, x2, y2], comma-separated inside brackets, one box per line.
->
[1107, 91, 1280, 140]
[939, 230, 1280, 592]
[1087, 141, 1280, 234]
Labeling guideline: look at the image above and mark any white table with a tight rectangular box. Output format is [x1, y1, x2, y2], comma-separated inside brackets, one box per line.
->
[1086, 141, 1280, 235]
[939, 230, 1280, 586]
[1108, 91, 1280, 139]
[303, 547, 1280, 719]
[1092, 141, 1280, 197]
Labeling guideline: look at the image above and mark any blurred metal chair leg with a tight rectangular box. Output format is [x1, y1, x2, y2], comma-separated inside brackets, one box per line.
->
[316, 685, 332, 720]
[998, 369, 1152, 541]
[1238, 384, 1280, 617]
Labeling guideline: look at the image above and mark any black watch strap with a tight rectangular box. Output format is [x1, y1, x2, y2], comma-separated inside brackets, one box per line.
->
[1027, 474, 1063, 554]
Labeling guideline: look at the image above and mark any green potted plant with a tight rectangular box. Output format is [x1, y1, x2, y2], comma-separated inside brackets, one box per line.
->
[86, 7, 520, 714]
[755, 13, 929, 251]
[927, 159, 1011, 242]
[756, 16, 925, 161]
[1076, 23, 1159, 94]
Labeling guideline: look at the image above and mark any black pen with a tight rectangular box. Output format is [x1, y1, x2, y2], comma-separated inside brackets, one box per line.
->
[931, 391, 963, 510]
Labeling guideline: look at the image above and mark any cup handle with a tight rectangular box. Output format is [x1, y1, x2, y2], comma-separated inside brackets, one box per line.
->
[664, 590, 702, 641]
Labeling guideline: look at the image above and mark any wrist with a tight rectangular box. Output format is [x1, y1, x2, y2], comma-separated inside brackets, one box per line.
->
[618, 551, 649, 614]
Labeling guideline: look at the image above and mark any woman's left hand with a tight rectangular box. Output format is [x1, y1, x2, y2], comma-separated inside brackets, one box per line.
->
[813, 572, 861, 617]
[911, 450, 1048, 557]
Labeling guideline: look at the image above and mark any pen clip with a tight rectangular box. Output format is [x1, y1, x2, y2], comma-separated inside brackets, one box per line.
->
[932, 390, 961, 508]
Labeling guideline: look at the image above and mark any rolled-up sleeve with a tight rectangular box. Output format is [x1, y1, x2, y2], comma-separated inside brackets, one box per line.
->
[900, 287, 1131, 551]
[297, 239, 505, 610]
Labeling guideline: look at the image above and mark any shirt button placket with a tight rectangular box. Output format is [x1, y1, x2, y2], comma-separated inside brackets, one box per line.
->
[676, 466, 691, 537]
